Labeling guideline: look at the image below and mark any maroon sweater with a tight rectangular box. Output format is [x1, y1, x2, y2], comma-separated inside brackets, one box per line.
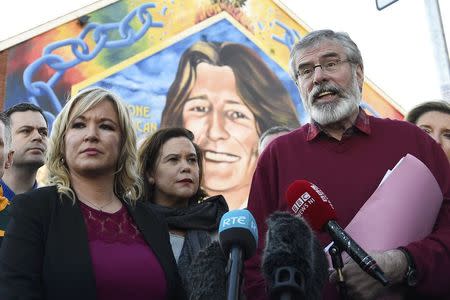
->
[244, 111, 450, 299]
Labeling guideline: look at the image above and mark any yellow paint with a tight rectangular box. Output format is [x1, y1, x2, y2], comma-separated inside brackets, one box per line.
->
[128, 105, 151, 118]
[134, 121, 158, 134]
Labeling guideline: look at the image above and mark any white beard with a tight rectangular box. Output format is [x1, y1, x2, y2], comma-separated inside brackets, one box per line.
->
[302, 71, 362, 126]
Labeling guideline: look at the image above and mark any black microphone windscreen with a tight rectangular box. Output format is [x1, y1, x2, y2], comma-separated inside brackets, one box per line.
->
[185, 241, 227, 300]
[262, 212, 328, 300]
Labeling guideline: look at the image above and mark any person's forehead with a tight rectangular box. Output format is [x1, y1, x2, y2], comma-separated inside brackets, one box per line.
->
[295, 40, 347, 65]
[161, 137, 195, 154]
[10, 110, 47, 127]
[417, 111, 450, 127]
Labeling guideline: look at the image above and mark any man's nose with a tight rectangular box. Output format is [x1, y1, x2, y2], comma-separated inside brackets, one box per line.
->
[31, 129, 43, 141]
[206, 111, 230, 141]
[312, 65, 327, 85]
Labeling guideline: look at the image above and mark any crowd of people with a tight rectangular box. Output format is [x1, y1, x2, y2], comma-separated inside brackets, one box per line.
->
[0, 29, 449, 300]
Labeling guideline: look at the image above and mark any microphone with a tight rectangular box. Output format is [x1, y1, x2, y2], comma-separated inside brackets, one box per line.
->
[185, 241, 227, 300]
[219, 209, 258, 300]
[262, 212, 328, 300]
[285, 180, 389, 286]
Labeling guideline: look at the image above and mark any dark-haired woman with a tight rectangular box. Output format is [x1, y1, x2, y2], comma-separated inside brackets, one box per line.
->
[138, 127, 228, 296]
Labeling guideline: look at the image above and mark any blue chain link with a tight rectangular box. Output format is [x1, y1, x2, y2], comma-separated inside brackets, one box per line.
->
[22, 2, 163, 119]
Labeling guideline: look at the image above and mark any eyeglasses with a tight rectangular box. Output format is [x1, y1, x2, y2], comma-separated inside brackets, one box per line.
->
[295, 59, 352, 81]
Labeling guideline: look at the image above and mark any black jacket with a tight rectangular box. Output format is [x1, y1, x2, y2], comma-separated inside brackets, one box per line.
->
[0, 186, 186, 300]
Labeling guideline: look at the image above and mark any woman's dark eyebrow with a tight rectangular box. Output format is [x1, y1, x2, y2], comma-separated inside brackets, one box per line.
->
[163, 153, 180, 160]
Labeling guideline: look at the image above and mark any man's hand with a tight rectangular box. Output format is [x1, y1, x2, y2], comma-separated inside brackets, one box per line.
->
[330, 249, 408, 300]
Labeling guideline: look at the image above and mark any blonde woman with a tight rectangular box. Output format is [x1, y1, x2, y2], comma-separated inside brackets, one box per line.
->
[0, 88, 186, 300]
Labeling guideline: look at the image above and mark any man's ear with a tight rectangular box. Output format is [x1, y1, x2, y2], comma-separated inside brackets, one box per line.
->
[4, 150, 14, 169]
[356, 64, 364, 91]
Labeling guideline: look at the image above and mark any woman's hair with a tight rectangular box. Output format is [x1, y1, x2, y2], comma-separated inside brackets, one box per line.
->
[47, 87, 143, 202]
[406, 100, 450, 124]
[160, 41, 300, 135]
[138, 127, 207, 203]
[289, 29, 364, 82]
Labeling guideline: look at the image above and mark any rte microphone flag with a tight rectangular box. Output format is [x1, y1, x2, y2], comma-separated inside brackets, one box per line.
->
[219, 209, 258, 300]
[219, 209, 258, 259]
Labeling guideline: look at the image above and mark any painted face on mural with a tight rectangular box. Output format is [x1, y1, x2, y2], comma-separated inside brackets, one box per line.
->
[182, 62, 259, 208]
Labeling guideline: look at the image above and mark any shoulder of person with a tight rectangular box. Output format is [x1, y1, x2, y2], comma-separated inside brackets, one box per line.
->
[12, 185, 58, 206]
[372, 115, 442, 144]
[9, 186, 59, 222]
[373, 115, 450, 182]
[201, 194, 228, 207]
[21, 185, 58, 197]
[133, 198, 152, 211]
[370, 115, 420, 131]
[133, 199, 167, 223]
[371, 115, 441, 142]
[272, 126, 307, 148]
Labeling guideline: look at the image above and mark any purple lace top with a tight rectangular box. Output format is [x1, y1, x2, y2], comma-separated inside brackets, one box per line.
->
[79, 201, 167, 300]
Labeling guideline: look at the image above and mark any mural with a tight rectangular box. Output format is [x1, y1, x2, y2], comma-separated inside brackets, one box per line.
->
[2, 0, 404, 209]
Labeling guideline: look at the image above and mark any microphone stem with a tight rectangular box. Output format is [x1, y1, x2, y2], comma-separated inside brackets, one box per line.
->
[226, 247, 243, 300]
[327, 220, 389, 285]
[329, 244, 349, 300]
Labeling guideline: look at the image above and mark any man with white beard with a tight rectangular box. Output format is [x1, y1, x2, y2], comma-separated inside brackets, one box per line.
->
[244, 30, 450, 300]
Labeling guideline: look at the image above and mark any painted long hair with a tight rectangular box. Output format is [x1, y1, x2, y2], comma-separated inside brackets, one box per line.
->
[161, 41, 300, 134]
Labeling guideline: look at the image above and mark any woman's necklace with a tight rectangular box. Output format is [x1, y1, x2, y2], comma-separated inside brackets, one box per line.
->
[80, 197, 115, 212]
